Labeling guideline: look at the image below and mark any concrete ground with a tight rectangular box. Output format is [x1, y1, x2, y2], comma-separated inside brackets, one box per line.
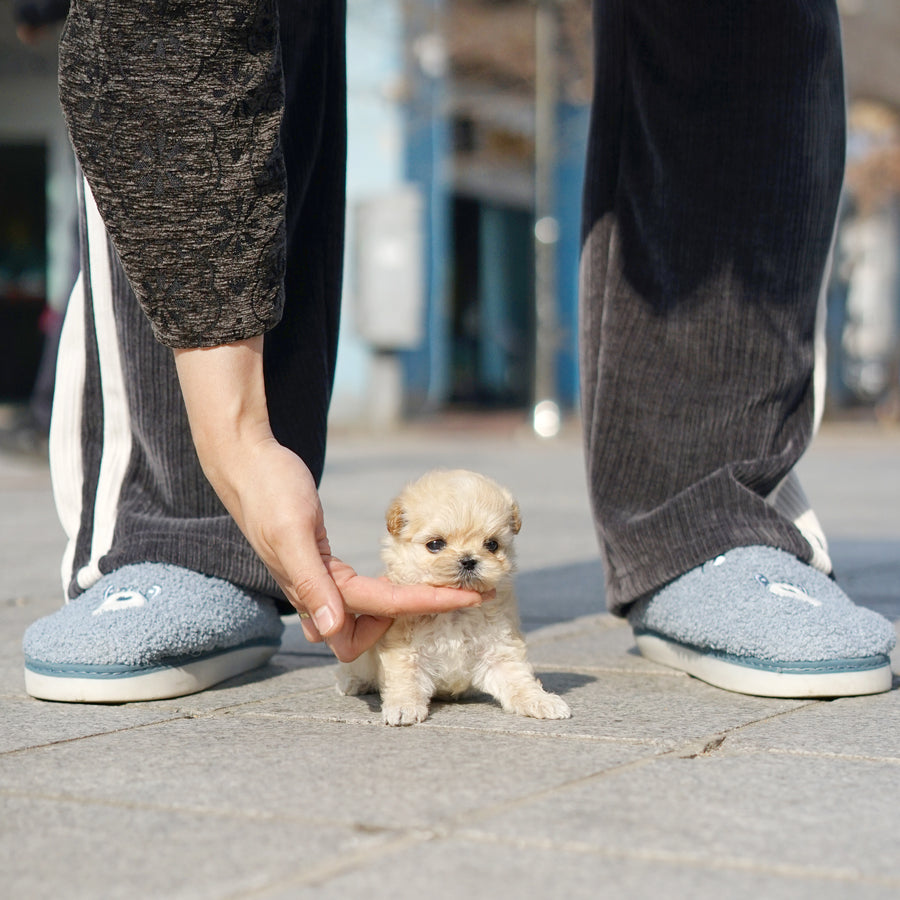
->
[1, 416, 899, 899]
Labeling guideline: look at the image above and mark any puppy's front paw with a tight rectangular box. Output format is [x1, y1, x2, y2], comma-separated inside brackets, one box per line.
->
[518, 691, 571, 720]
[382, 701, 430, 726]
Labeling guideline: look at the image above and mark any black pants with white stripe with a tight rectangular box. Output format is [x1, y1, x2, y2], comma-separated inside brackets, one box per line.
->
[51, 3, 346, 606]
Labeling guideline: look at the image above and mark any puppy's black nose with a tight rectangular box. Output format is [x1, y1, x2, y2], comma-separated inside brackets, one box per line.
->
[459, 556, 478, 572]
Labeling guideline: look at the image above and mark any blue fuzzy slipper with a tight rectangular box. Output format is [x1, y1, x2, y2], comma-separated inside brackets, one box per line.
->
[628, 546, 895, 698]
[24, 563, 284, 703]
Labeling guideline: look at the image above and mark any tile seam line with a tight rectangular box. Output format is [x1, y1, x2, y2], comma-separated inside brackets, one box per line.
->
[4, 785, 898, 894]
[215, 709, 678, 745]
[215, 709, 872, 897]
[0, 713, 198, 757]
[448, 829, 900, 889]
[234, 722, 672, 747]
[535, 663, 689, 677]
[0, 786, 412, 833]
[1, 683, 821, 759]
[753, 746, 900, 765]
[428, 702, 825, 831]
[221, 830, 444, 899]
[0, 684, 374, 754]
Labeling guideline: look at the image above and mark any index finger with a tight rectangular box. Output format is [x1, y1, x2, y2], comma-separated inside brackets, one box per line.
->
[324, 557, 489, 617]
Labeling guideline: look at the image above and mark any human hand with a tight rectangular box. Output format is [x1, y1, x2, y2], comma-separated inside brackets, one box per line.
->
[215, 434, 486, 660]
[173, 339, 486, 661]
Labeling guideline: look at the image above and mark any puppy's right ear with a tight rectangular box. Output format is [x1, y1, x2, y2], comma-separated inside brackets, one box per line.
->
[385, 498, 406, 536]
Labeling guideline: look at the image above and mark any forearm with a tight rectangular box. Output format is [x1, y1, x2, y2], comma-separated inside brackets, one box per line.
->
[173, 337, 272, 518]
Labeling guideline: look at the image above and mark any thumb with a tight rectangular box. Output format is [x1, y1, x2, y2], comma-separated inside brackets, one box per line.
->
[279, 533, 346, 641]
[289, 566, 346, 642]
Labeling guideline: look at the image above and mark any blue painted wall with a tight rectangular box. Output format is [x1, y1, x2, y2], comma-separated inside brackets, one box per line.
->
[335, 0, 589, 420]
[330, 0, 409, 423]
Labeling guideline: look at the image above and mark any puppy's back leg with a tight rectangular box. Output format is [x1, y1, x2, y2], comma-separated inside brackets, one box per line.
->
[336, 650, 379, 696]
[476, 654, 571, 720]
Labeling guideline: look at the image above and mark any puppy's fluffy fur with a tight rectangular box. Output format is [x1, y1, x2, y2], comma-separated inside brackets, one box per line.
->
[337, 469, 571, 726]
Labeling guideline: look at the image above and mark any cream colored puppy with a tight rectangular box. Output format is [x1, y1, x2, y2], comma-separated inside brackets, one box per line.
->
[337, 469, 571, 726]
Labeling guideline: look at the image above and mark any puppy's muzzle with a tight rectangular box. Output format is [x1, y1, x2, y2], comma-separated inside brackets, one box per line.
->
[456, 556, 485, 588]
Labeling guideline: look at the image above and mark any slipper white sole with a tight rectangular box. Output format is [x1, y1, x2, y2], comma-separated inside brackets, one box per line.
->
[635, 633, 894, 699]
[24, 643, 278, 704]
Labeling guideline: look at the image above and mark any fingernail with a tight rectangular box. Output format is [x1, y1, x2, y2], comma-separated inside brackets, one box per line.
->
[313, 605, 337, 635]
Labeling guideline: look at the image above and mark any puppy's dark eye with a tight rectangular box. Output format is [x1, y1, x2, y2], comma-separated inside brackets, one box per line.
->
[483, 539, 499, 553]
[426, 539, 446, 553]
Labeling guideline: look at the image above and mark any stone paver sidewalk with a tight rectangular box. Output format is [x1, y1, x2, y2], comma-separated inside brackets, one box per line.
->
[2, 418, 898, 899]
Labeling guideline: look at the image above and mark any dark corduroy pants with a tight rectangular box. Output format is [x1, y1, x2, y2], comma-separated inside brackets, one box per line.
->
[55, 0, 844, 615]
[580, 0, 846, 613]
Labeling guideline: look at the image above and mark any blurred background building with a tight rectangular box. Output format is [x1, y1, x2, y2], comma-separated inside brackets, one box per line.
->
[0, 0, 74, 430]
[1, 0, 898, 436]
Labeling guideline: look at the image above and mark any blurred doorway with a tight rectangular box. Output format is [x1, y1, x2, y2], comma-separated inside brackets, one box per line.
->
[449, 195, 535, 407]
[0, 143, 47, 401]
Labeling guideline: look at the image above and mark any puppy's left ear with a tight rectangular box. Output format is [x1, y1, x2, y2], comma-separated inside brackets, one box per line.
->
[509, 501, 522, 535]
[386, 498, 406, 536]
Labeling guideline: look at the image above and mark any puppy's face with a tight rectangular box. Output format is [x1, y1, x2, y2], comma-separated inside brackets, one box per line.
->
[383, 469, 521, 591]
